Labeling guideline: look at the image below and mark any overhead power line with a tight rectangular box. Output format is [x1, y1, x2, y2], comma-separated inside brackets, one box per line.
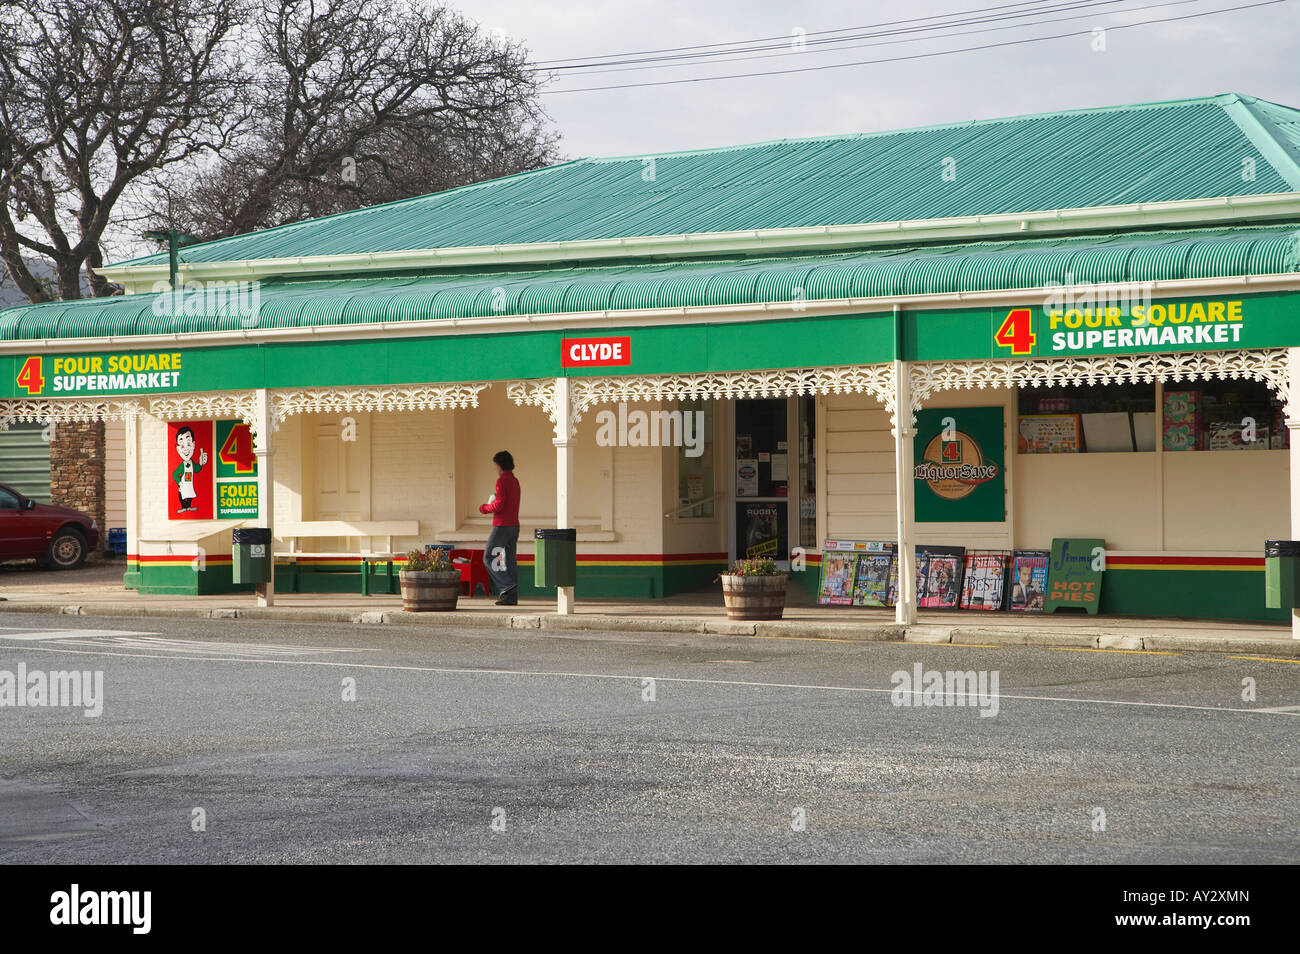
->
[538, 0, 1155, 71]
[531, 0, 1091, 65]
[542, 0, 1290, 95]
[553, 0, 1202, 78]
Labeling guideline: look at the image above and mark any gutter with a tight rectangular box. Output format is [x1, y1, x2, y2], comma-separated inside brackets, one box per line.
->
[97, 193, 1300, 289]
[3, 272, 1299, 354]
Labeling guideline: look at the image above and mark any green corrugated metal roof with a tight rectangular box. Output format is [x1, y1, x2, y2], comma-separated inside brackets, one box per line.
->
[110, 93, 1300, 269]
[6, 224, 1299, 341]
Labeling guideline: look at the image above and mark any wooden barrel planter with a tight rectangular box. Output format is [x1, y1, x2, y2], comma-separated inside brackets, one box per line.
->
[720, 574, 787, 621]
[399, 569, 462, 612]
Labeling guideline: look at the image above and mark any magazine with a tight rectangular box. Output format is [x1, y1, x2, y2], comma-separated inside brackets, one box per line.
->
[1008, 550, 1050, 612]
[916, 546, 965, 609]
[816, 551, 857, 606]
[960, 550, 1010, 611]
[851, 544, 898, 607]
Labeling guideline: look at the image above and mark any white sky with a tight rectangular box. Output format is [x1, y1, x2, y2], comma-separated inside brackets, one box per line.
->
[465, 0, 1300, 159]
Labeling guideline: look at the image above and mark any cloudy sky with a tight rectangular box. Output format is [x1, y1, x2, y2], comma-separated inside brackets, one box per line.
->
[467, 0, 1300, 159]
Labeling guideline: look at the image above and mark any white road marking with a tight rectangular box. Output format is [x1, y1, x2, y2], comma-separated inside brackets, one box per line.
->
[7, 643, 1299, 717]
[0, 629, 160, 641]
[0, 630, 364, 656]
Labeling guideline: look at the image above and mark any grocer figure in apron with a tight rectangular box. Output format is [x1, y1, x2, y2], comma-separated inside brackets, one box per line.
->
[172, 426, 208, 513]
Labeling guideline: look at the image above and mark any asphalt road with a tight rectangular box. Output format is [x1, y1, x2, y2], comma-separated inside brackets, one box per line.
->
[0, 612, 1296, 864]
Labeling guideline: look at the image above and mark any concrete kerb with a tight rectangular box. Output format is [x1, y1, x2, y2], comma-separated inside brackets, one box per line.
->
[0, 600, 1295, 655]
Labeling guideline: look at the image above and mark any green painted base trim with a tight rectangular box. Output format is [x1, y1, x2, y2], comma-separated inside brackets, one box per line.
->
[792, 564, 821, 600]
[274, 563, 729, 599]
[1102, 568, 1287, 623]
[134, 563, 254, 596]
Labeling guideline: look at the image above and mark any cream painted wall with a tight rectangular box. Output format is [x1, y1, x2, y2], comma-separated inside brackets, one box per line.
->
[369, 410, 451, 551]
[1015, 454, 1161, 550]
[451, 387, 665, 553]
[273, 414, 304, 530]
[823, 394, 896, 539]
[822, 387, 1016, 549]
[1163, 450, 1288, 551]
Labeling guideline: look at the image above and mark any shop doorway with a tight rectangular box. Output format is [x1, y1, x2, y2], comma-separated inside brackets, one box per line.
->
[732, 399, 793, 565]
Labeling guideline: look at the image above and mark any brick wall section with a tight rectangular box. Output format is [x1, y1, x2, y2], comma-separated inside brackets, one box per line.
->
[50, 420, 106, 548]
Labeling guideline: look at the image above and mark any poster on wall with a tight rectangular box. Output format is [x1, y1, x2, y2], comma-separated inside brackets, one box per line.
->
[912, 407, 1005, 523]
[215, 419, 259, 519]
[1018, 414, 1083, 453]
[167, 421, 213, 520]
[1044, 537, 1105, 614]
[737, 502, 786, 559]
[1008, 550, 1049, 612]
[736, 459, 759, 497]
[916, 545, 965, 608]
[959, 551, 1010, 611]
[851, 542, 899, 607]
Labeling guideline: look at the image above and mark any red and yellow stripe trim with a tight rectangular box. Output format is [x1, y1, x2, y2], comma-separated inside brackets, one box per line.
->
[1107, 555, 1262, 573]
[129, 553, 233, 567]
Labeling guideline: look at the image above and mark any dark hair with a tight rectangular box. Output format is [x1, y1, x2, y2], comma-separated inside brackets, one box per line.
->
[492, 450, 514, 471]
[176, 426, 194, 443]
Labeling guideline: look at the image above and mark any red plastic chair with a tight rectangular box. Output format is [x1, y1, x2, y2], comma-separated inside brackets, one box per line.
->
[449, 548, 491, 597]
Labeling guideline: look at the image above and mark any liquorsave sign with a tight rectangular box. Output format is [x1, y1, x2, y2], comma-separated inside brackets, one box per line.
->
[562, 336, 631, 368]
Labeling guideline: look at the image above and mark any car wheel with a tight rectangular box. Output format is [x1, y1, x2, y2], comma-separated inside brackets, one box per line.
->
[46, 528, 87, 570]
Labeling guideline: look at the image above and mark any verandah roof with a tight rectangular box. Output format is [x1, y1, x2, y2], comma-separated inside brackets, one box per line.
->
[3, 223, 1298, 342]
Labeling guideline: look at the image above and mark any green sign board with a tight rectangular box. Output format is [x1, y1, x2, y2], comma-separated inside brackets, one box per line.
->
[907, 291, 1299, 362]
[912, 406, 1005, 523]
[4, 291, 1298, 399]
[214, 419, 258, 519]
[1044, 537, 1105, 614]
[1, 313, 894, 399]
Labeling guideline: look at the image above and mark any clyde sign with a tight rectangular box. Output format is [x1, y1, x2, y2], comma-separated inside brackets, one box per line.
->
[562, 336, 631, 368]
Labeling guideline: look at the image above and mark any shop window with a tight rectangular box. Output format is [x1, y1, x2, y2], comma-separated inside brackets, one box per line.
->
[676, 398, 714, 517]
[1017, 383, 1156, 453]
[1162, 379, 1287, 452]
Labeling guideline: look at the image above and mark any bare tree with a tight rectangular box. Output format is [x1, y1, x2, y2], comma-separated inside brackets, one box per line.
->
[0, 0, 245, 303]
[161, 0, 559, 240]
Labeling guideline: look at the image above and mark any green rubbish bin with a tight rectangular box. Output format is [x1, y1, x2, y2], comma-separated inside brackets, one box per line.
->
[1265, 540, 1300, 609]
[232, 527, 272, 585]
[534, 528, 577, 588]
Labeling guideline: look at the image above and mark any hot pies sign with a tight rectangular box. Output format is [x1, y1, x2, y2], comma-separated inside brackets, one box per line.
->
[561, 336, 631, 368]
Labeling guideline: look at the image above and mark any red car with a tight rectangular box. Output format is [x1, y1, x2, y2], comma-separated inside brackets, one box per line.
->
[0, 482, 99, 569]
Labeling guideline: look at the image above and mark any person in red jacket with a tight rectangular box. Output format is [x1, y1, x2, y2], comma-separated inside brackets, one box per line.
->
[479, 450, 521, 605]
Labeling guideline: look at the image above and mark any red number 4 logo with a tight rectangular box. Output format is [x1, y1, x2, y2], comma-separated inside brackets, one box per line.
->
[994, 308, 1036, 356]
[16, 356, 44, 395]
[219, 424, 257, 474]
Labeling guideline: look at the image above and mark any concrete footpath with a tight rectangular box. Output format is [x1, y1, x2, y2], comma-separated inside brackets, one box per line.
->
[2, 559, 1297, 657]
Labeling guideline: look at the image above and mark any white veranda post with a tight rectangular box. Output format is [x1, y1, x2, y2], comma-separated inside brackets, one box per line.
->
[553, 376, 575, 615]
[893, 359, 917, 625]
[254, 388, 275, 608]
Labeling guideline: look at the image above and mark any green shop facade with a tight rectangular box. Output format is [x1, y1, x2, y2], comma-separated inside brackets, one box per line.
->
[2, 93, 1300, 632]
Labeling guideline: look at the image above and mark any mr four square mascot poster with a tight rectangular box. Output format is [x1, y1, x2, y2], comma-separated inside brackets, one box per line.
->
[167, 421, 212, 519]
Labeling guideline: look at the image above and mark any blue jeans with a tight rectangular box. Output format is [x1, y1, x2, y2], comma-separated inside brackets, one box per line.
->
[484, 525, 519, 594]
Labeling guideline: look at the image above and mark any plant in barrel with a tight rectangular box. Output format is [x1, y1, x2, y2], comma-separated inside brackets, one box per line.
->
[399, 547, 461, 612]
[718, 557, 788, 621]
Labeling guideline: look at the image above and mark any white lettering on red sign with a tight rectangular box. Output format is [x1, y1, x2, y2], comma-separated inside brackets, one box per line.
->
[561, 336, 632, 367]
